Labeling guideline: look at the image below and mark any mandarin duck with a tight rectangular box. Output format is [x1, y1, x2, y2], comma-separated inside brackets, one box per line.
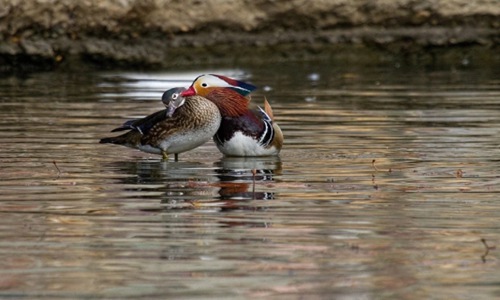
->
[109, 88, 185, 134]
[99, 87, 221, 161]
[180, 74, 283, 156]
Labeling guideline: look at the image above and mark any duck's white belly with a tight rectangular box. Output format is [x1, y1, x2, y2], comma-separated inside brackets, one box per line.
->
[136, 144, 162, 155]
[216, 132, 279, 157]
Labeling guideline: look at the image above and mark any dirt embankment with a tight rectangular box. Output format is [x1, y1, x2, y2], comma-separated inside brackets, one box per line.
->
[0, 0, 499, 71]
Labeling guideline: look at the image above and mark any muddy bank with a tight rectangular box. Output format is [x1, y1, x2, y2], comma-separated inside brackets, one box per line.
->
[0, 0, 499, 71]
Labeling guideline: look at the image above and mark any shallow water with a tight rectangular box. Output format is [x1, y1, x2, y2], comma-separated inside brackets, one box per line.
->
[1, 57, 500, 299]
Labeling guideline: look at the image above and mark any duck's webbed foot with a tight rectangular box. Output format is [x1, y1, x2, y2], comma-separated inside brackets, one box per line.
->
[161, 151, 168, 160]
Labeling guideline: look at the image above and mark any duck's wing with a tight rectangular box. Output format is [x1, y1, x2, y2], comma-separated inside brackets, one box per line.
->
[110, 119, 139, 132]
[110, 110, 167, 135]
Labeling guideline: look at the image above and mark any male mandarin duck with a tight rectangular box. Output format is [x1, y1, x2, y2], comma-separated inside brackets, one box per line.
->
[180, 74, 283, 157]
[99, 87, 221, 161]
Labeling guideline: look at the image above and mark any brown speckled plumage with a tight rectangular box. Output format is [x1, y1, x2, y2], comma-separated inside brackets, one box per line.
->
[100, 94, 221, 160]
[142, 97, 218, 145]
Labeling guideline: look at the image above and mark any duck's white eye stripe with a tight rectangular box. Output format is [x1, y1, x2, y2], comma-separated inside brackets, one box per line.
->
[198, 75, 232, 88]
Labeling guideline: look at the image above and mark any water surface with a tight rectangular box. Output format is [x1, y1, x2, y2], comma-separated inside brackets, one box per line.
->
[1, 58, 499, 299]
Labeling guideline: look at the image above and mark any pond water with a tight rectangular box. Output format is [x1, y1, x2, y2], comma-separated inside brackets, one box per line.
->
[1, 55, 499, 299]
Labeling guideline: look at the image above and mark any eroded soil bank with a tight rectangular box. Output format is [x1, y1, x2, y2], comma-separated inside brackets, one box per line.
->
[0, 0, 499, 72]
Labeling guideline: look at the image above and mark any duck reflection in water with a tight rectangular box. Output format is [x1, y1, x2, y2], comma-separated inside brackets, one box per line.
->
[104, 156, 282, 209]
[213, 156, 282, 201]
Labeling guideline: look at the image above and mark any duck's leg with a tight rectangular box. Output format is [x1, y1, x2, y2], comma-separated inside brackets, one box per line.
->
[161, 151, 168, 160]
[174, 153, 179, 162]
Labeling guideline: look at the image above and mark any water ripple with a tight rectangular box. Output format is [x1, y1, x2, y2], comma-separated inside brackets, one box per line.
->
[0, 62, 499, 298]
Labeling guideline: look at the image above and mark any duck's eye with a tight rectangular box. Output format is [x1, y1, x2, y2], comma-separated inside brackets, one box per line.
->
[172, 93, 178, 100]
[201, 82, 208, 88]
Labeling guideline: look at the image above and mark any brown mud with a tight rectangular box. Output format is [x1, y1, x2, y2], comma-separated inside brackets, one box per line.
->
[0, 0, 498, 72]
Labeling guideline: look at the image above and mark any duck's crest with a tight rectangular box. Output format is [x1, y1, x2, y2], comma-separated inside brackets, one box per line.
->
[211, 74, 257, 96]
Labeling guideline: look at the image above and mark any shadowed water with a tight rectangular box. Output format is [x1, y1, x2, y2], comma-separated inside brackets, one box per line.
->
[1, 58, 499, 299]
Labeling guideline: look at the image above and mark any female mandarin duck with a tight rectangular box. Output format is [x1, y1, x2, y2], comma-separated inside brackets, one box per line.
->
[99, 87, 221, 161]
[180, 74, 283, 157]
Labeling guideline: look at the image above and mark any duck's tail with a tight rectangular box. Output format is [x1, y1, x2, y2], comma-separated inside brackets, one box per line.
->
[99, 137, 118, 144]
[99, 131, 141, 146]
[263, 97, 275, 121]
